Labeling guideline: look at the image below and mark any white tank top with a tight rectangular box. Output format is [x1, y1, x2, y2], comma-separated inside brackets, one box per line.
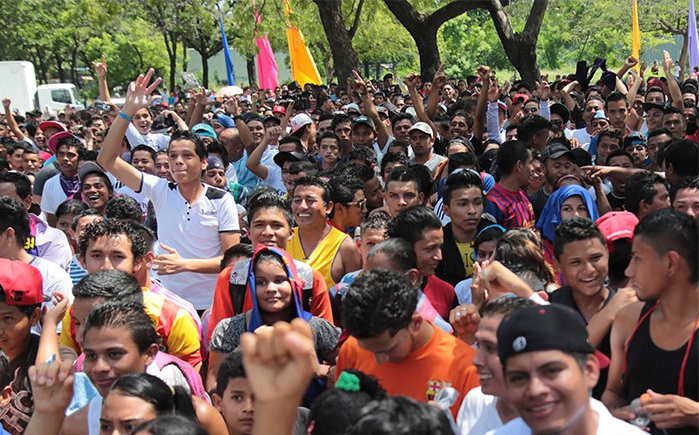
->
[87, 395, 102, 435]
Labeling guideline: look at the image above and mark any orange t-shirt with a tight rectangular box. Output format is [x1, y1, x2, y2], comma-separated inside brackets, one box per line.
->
[208, 260, 334, 343]
[337, 323, 479, 417]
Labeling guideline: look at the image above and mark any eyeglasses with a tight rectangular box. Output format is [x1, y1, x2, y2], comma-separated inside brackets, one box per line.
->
[551, 119, 564, 127]
[523, 107, 538, 113]
[345, 198, 367, 209]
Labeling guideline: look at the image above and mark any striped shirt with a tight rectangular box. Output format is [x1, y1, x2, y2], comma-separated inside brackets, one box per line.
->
[484, 183, 535, 229]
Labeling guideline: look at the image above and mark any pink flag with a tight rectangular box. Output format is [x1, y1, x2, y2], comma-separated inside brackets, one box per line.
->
[256, 36, 279, 89]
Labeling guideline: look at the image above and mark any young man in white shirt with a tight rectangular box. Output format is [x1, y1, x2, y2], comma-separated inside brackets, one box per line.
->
[97, 69, 240, 310]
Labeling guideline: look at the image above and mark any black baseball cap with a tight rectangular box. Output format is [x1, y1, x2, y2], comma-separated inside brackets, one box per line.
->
[550, 102, 570, 124]
[497, 304, 595, 364]
[541, 143, 574, 162]
[352, 116, 375, 130]
[273, 151, 307, 168]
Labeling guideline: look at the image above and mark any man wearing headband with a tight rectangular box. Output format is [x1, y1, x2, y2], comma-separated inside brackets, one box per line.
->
[489, 304, 644, 434]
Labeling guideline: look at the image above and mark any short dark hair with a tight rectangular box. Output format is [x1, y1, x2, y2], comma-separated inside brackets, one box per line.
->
[0, 171, 31, 199]
[215, 350, 246, 397]
[634, 209, 698, 283]
[366, 238, 417, 272]
[348, 147, 378, 167]
[221, 243, 255, 270]
[291, 176, 331, 203]
[517, 115, 551, 143]
[605, 149, 634, 166]
[482, 295, 535, 318]
[495, 140, 530, 177]
[385, 165, 422, 193]
[328, 177, 364, 218]
[604, 91, 629, 109]
[647, 127, 672, 142]
[671, 176, 699, 203]
[342, 269, 417, 338]
[56, 199, 89, 220]
[131, 144, 157, 163]
[318, 131, 340, 145]
[380, 152, 408, 177]
[71, 208, 102, 231]
[624, 171, 667, 215]
[207, 142, 229, 167]
[390, 112, 415, 126]
[447, 151, 477, 174]
[105, 196, 143, 222]
[663, 139, 699, 178]
[83, 301, 160, 352]
[73, 270, 143, 303]
[345, 396, 452, 435]
[597, 127, 623, 148]
[0, 195, 29, 245]
[553, 216, 606, 260]
[359, 212, 390, 235]
[338, 163, 376, 184]
[331, 113, 352, 131]
[169, 130, 207, 160]
[79, 218, 147, 259]
[443, 170, 483, 206]
[247, 193, 293, 227]
[387, 206, 441, 245]
[279, 135, 304, 152]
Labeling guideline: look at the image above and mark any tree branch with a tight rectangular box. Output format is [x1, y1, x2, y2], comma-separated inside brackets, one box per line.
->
[348, 0, 365, 39]
[427, 0, 490, 29]
[382, 0, 424, 34]
[521, 0, 549, 42]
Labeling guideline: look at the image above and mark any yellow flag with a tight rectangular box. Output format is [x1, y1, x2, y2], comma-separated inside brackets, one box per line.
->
[632, 0, 641, 71]
[283, 0, 322, 87]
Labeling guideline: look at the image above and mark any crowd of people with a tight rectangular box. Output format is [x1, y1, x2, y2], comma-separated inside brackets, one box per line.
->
[0, 49, 697, 435]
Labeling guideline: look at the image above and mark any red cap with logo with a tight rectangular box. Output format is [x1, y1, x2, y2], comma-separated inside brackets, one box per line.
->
[0, 259, 45, 306]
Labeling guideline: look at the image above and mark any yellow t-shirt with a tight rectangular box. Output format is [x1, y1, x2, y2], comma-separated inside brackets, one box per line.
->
[456, 241, 475, 278]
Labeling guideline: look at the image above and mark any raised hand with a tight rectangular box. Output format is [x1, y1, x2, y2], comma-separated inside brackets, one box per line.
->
[2, 98, 11, 109]
[122, 68, 162, 117]
[536, 80, 551, 101]
[351, 70, 368, 97]
[92, 54, 108, 79]
[240, 319, 317, 403]
[28, 359, 75, 415]
[487, 77, 500, 103]
[153, 243, 187, 275]
[432, 63, 447, 89]
[662, 50, 674, 73]
[625, 56, 639, 69]
[404, 72, 420, 89]
[477, 65, 491, 83]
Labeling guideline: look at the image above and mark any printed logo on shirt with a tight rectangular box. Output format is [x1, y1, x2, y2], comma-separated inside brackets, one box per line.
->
[425, 379, 452, 401]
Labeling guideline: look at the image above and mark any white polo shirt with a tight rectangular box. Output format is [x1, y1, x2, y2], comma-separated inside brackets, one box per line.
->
[139, 173, 240, 309]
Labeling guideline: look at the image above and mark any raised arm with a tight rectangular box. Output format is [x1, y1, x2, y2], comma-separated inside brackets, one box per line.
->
[425, 63, 446, 120]
[663, 50, 684, 111]
[187, 88, 209, 127]
[352, 70, 389, 148]
[92, 54, 111, 104]
[246, 125, 282, 180]
[472, 65, 491, 141]
[405, 72, 438, 136]
[617, 56, 638, 79]
[560, 80, 579, 111]
[96, 68, 162, 192]
[163, 110, 188, 131]
[3, 98, 26, 142]
[625, 69, 644, 130]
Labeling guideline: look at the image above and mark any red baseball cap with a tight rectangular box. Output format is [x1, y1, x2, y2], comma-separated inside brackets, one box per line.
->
[0, 259, 45, 306]
[38, 120, 68, 135]
[595, 211, 639, 252]
[47, 131, 79, 155]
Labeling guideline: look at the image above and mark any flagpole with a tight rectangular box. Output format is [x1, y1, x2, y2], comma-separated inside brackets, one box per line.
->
[217, 3, 236, 86]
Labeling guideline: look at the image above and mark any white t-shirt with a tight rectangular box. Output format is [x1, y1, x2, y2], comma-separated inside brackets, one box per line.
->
[261, 164, 287, 195]
[457, 387, 503, 435]
[485, 398, 646, 435]
[29, 255, 74, 335]
[116, 184, 149, 213]
[569, 128, 592, 148]
[139, 173, 240, 309]
[125, 123, 170, 151]
[40, 173, 69, 215]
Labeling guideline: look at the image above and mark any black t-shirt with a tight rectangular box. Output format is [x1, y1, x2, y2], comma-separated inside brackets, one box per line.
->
[0, 334, 40, 435]
[549, 287, 616, 399]
[606, 191, 626, 211]
[529, 187, 550, 221]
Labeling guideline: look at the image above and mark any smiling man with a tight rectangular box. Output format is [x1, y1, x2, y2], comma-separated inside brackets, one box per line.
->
[489, 303, 645, 435]
[287, 177, 361, 290]
[97, 69, 240, 311]
[78, 162, 114, 217]
[550, 217, 637, 399]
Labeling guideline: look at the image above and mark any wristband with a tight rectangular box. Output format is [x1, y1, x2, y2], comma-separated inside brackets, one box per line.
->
[118, 111, 133, 121]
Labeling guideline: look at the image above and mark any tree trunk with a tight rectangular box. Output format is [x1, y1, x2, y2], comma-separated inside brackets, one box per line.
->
[247, 57, 257, 87]
[201, 53, 209, 89]
[487, 0, 548, 84]
[313, 0, 359, 91]
[383, 0, 491, 81]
